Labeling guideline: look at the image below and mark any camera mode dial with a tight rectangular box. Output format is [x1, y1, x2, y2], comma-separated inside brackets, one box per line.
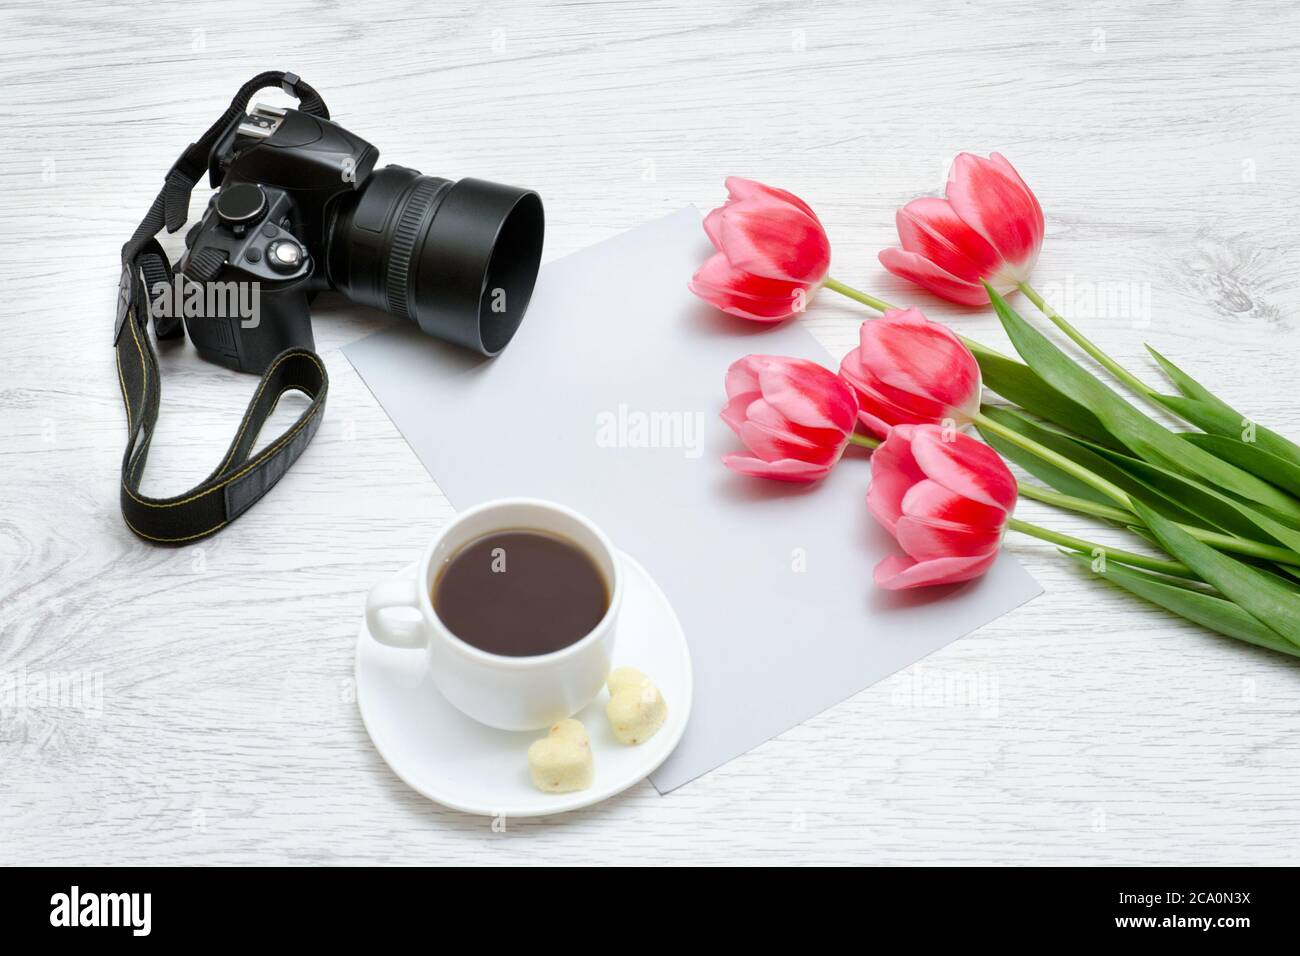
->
[215, 183, 268, 232]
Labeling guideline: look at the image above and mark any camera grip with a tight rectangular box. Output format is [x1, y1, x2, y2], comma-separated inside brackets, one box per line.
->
[185, 275, 315, 374]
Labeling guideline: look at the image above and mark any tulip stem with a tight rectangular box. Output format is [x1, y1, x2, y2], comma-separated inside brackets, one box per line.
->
[824, 277, 1023, 364]
[1017, 482, 1300, 567]
[823, 277, 896, 314]
[1017, 282, 1156, 399]
[971, 411, 1135, 510]
[848, 422, 1300, 570]
[1191, 528, 1300, 566]
[1015, 483, 1133, 522]
[850, 430, 1300, 568]
[1005, 517, 1194, 578]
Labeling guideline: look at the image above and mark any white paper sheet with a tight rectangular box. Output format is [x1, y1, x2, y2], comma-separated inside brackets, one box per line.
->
[344, 208, 1042, 792]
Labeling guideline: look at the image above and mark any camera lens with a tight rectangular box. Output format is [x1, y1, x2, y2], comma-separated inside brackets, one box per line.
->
[327, 166, 544, 355]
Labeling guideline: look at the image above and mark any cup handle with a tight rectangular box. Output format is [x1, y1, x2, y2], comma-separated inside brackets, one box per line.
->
[365, 570, 428, 649]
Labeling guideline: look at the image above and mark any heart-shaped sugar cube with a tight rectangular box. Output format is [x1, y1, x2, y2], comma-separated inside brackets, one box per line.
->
[527, 718, 594, 793]
[605, 667, 667, 745]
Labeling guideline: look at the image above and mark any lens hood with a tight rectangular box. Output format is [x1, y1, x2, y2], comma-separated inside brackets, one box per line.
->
[328, 168, 544, 355]
[412, 178, 544, 355]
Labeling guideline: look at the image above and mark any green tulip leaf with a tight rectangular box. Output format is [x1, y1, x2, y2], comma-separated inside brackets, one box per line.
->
[1088, 441, 1300, 556]
[986, 286, 1300, 522]
[1080, 440, 1300, 549]
[1144, 345, 1222, 404]
[978, 410, 1114, 508]
[1125, 525, 1300, 591]
[979, 406, 1223, 530]
[992, 406, 1300, 566]
[969, 343, 1120, 449]
[1130, 501, 1300, 647]
[1063, 551, 1300, 658]
[1182, 433, 1300, 498]
[1147, 346, 1300, 471]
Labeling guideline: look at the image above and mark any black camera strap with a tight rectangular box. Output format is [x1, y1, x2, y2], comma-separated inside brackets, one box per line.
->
[115, 72, 331, 543]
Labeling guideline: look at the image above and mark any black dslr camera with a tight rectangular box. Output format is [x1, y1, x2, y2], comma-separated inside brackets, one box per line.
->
[177, 102, 544, 372]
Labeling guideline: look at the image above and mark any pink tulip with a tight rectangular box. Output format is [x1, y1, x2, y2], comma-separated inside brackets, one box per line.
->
[690, 177, 832, 323]
[838, 308, 982, 438]
[867, 424, 1016, 589]
[721, 355, 858, 482]
[878, 153, 1044, 306]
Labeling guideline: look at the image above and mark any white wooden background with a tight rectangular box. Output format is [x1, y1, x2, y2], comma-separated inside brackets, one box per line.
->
[3, 0, 1299, 866]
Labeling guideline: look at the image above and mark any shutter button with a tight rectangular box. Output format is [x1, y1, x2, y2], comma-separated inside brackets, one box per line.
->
[267, 239, 304, 273]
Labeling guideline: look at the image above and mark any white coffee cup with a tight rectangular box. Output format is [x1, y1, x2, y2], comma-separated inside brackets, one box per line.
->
[365, 498, 622, 731]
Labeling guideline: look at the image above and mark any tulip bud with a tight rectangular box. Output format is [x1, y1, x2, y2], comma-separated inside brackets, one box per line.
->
[721, 354, 858, 482]
[689, 177, 831, 323]
[839, 309, 982, 437]
[878, 153, 1044, 306]
[867, 424, 1017, 589]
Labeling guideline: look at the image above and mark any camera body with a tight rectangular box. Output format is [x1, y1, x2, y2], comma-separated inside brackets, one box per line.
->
[177, 104, 544, 373]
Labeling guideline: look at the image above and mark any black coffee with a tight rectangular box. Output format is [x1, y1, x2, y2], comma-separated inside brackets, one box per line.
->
[433, 530, 609, 657]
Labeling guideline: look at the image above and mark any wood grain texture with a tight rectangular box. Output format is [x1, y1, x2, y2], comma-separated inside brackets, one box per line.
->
[3, 0, 1300, 865]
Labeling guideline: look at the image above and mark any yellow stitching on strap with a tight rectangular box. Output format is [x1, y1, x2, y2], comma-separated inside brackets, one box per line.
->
[125, 311, 151, 483]
[128, 301, 148, 402]
[122, 352, 327, 509]
[115, 336, 133, 430]
[221, 383, 303, 464]
[124, 515, 229, 543]
[216, 349, 301, 473]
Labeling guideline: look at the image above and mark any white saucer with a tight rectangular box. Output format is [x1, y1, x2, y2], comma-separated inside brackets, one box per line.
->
[355, 550, 693, 817]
